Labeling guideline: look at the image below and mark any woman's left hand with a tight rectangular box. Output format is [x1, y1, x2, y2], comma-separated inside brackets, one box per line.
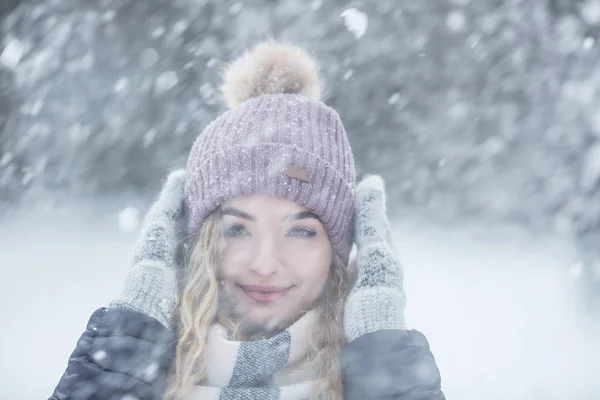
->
[343, 174, 407, 342]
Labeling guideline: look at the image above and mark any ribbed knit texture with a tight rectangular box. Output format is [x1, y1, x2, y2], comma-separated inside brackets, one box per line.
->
[184, 93, 356, 263]
[343, 175, 407, 342]
[109, 170, 185, 331]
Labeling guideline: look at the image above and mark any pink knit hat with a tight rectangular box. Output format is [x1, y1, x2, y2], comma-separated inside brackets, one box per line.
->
[184, 41, 356, 263]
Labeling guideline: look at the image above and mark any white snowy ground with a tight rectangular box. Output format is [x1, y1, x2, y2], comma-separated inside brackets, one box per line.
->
[1, 206, 599, 399]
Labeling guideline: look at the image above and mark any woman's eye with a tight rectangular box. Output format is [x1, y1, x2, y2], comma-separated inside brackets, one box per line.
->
[287, 227, 317, 238]
[224, 224, 249, 237]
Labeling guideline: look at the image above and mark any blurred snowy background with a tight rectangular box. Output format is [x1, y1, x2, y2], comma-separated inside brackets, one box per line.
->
[2, 0, 600, 398]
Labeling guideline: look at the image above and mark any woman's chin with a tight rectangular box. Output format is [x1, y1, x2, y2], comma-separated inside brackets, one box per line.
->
[243, 310, 288, 332]
[219, 290, 300, 335]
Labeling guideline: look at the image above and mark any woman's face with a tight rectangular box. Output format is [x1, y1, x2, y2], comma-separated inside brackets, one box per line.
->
[217, 195, 332, 335]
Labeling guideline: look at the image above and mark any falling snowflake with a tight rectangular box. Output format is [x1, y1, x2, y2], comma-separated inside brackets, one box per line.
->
[114, 77, 129, 94]
[143, 362, 160, 381]
[172, 19, 189, 35]
[341, 8, 368, 39]
[151, 26, 166, 38]
[101, 9, 116, 22]
[310, 0, 323, 11]
[446, 11, 467, 32]
[229, 3, 243, 15]
[92, 350, 107, 362]
[143, 129, 158, 148]
[118, 207, 141, 232]
[155, 71, 179, 92]
[0, 153, 13, 167]
[388, 93, 400, 105]
[199, 83, 214, 101]
[121, 395, 142, 400]
[140, 48, 159, 68]
[206, 57, 218, 68]
[0, 39, 25, 70]
[581, 0, 600, 25]
[583, 37, 595, 50]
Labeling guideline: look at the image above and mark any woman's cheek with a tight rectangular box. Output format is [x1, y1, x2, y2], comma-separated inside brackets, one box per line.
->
[220, 240, 248, 274]
[223, 236, 254, 256]
[282, 243, 330, 274]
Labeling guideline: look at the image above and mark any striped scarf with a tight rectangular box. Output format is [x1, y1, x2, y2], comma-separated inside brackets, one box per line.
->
[184, 311, 318, 400]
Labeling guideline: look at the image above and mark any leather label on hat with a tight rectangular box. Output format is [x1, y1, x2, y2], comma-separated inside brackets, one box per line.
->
[284, 165, 311, 182]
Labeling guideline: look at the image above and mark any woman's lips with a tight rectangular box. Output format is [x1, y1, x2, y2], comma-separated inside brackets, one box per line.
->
[239, 285, 290, 303]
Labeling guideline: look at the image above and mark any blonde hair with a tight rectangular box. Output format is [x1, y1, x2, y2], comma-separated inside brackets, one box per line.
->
[163, 210, 351, 400]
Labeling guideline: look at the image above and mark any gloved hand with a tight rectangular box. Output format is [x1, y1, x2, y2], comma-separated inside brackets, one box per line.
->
[109, 169, 186, 331]
[343, 174, 407, 342]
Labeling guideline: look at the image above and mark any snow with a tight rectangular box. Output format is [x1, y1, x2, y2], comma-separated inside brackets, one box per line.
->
[1, 2, 600, 396]
[229, 3, 243, 15]
[21, 170, 34, 185]
[101, 9, 116, 23]
[68, 123, 91, 145]
[483, 136, 505, 155]
[581, 0, 600, 25]
[1, 209, 598, 399]
[4, 0, 591, 236]
[206, 57, 218, 68]
[151, 26, 166, 38]
[25, 98, 43, 115]
[114, 77, 129, 94]
[154, 71, 178, 92]
[556, 16, 582, 54]
[118, 207, 141, 232]
[569, 261, 583, 280]
[143, 362, 159, 381]
[0, 152, 13, 167]
[121, 395, 141, 400]
[388, 93, 400, 105]
[92, 350, 107, 361]
[446, 10, 467, 32]
[143, 128, 157, 148]
[341, 8, 368, 39]
[582, 37, 595, 50]
[140, 48, 160, 68]
[310, 0, 324, 11]
[199, 82, 214, 102]
[172, 19, 189, 35]
[448, 102, 467, 120]
[0, 39, 24, 70]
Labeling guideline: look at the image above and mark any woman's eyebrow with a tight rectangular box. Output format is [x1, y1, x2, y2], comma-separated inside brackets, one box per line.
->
[283, 211, 319, 221]
[220, 207, 256, 221]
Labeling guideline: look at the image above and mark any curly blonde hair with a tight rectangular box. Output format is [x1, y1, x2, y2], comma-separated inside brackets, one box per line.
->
[163, 210, 351, 400]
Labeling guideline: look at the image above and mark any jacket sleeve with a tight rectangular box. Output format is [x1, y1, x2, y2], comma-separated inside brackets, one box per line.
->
[340, 329, 446, 400]
[49, 307, 176, 400]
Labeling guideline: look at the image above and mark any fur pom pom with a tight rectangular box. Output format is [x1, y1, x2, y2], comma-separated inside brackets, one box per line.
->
[221, 40, 322, 109]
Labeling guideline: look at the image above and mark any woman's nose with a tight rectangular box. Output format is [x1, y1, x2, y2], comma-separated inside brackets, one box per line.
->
[248, 238, 281, 276]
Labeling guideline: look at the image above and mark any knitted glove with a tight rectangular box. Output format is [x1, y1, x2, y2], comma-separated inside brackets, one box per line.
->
[343, 174, 407, 342]
[109, 169, 186, 331]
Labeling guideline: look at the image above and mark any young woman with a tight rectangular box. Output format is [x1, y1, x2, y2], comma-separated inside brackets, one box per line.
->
[50, 41, 445, 400]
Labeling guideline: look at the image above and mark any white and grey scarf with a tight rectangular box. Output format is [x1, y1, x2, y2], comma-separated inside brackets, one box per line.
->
[184, 311, 319, 400]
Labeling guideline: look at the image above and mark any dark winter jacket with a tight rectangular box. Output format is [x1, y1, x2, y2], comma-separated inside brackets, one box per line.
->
[50, 307, 445, 400]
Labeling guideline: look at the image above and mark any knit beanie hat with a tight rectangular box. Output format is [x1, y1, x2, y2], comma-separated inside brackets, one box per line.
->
[184, 40, 356, 263]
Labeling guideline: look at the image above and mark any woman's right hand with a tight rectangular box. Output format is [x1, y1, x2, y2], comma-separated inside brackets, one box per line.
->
[109, 169, 187, 331]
